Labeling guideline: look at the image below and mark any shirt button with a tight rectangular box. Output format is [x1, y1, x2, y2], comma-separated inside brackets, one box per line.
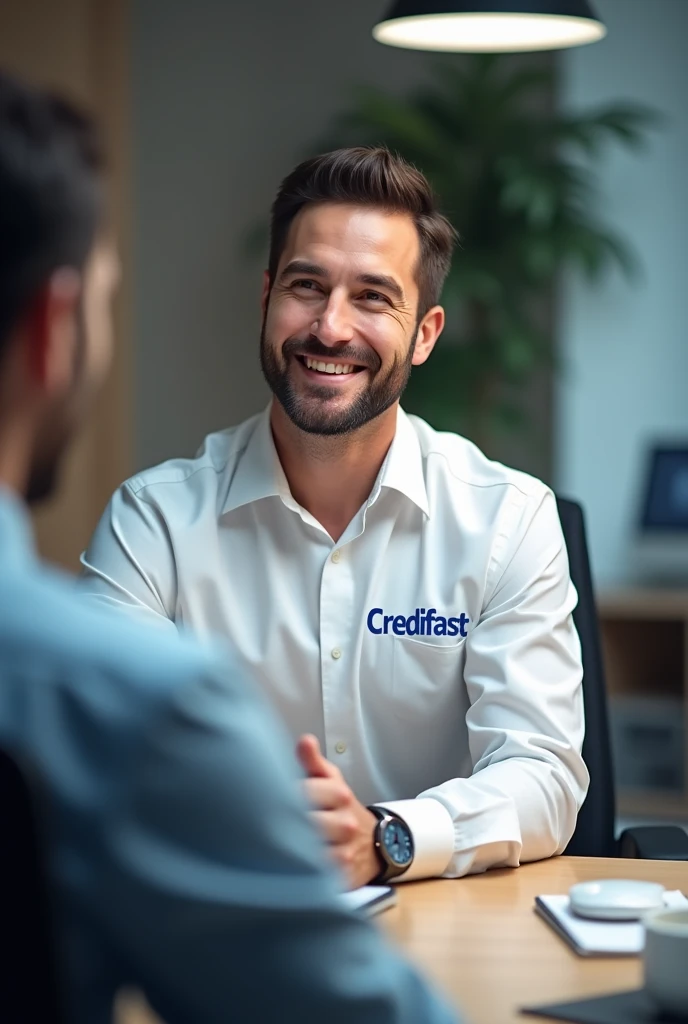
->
[331, 647, 342, 660]
[335, 741, 347, 754]
[331, 549, 341, 563]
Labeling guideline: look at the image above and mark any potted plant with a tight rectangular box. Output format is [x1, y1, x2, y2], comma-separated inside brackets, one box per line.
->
[313, 55, 658, 463]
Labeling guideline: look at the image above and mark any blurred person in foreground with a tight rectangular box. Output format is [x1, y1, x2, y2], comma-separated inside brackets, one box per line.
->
[0, 71, 458, 1024]
[81, 146, 588, 891]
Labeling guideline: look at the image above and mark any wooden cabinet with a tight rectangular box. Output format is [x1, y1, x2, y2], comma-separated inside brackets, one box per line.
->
[597, 589, 688, 819]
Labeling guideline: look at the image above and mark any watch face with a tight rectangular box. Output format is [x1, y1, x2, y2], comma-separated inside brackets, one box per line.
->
[382, 819, 414, 867]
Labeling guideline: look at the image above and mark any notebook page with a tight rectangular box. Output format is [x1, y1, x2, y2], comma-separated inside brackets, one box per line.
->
[536, 890, 688, 956]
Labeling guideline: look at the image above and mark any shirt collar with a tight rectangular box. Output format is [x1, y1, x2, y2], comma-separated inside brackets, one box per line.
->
[376, 406, 430, 519]
[221, 403, 430, 519]
[221, 404, 285, 516]
[0, 486, 35, 567]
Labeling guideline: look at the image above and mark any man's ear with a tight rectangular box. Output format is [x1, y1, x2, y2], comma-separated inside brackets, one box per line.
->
[24, 268, 81, 394]
[260, 270, 271, 320]
[411, 306, 445, 367]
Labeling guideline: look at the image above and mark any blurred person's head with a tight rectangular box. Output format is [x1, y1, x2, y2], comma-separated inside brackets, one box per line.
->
[260, 147, 457, 437]
[0, 71, 118, 504]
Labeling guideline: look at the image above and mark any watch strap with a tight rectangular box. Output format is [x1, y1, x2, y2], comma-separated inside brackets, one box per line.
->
[368, 805, 412, 883]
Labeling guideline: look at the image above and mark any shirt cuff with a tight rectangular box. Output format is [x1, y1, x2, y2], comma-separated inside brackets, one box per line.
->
[373, 798, 454, 882]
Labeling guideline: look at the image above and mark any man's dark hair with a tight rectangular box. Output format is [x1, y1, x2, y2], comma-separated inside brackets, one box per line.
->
[0, 71, 104, 360]
[268, 147, 457, 318]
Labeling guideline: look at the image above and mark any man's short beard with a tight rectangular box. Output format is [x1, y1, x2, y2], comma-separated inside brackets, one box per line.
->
[260, 319, 416, 437]
[26, 417, 74, 504]
[26, 302, 87, 505]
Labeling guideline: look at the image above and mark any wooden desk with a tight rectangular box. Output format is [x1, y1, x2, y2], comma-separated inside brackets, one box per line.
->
[117, 856, 688, 1024]
[380, 856, 688, 1023]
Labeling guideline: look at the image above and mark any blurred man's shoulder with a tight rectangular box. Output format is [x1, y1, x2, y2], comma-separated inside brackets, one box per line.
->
[0, 561, 224, 717]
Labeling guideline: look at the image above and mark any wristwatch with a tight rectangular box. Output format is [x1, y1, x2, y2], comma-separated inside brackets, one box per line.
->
[368, 805, 415, 883]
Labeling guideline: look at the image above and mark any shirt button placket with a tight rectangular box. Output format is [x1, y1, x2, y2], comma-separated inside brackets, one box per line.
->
[320, 544, 353, 763]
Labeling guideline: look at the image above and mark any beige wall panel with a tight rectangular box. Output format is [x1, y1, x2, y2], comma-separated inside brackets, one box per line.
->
[0, 0, 132, 569]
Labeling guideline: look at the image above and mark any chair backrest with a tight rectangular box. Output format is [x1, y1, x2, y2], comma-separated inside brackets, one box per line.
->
[0, 747, 65, 1023]
[555, 497, 618, 857]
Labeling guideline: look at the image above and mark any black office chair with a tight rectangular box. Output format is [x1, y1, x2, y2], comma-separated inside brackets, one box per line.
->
[0, 747, 66, 1023]
[556, 496, 688, 860]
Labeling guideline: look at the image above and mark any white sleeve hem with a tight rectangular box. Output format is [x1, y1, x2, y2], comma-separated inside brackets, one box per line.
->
[373, 798, 454, 882]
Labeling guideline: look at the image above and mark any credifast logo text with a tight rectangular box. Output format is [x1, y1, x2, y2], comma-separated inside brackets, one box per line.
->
[367, 608, 470, 638]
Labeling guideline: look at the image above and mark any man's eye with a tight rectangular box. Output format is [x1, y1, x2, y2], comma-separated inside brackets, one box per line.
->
[362, 291, 387, 303]
[293, 279, 320, 292]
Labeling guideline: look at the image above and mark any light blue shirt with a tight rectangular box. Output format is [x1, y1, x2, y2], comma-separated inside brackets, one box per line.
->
[0, 490, 457, 1024]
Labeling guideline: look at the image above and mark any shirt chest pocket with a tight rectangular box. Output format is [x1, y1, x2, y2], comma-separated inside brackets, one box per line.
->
[391, 634, 467, 722]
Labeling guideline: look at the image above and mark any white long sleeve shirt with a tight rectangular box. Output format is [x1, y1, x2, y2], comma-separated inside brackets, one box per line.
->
[79, 405, 588, 881]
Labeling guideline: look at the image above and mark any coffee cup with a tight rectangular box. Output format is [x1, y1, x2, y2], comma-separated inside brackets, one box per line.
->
[643, 907, 688, 1018]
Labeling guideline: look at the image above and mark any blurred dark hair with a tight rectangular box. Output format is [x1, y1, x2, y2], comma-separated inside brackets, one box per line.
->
[268, 146, 457, 318]
[0, 71, 104, 359]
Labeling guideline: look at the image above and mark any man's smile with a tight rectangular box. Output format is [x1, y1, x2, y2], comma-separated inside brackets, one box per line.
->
[293, 353, 368, 384]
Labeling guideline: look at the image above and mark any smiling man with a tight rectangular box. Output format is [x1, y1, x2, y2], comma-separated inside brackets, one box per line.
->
[80, 147, 589, 888]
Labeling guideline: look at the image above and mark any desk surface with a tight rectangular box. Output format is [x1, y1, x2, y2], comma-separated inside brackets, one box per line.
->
[380, 856, 688, 1023]
[116, 856, 688, 1024]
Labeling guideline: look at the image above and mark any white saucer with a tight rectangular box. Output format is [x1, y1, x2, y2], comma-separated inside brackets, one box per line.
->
[569, 879, 666, 920]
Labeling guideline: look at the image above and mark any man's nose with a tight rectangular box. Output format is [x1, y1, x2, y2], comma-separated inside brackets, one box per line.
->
[311, 292, 355, 345]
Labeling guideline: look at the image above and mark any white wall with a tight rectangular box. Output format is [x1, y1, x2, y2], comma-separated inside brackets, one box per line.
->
[556, 0, 688, 585]
[131, 0, 433, 471]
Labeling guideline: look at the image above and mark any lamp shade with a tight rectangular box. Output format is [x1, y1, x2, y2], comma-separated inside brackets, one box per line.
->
[373, 0, 606, 52]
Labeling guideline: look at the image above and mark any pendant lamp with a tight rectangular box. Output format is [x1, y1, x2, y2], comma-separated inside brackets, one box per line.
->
[373, 0, 606, 52]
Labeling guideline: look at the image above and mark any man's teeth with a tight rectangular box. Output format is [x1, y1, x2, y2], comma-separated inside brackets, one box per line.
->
[304, 357, 355, 375]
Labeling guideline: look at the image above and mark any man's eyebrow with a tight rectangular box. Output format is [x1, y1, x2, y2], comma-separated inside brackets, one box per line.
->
[356, 273, 405, 303]
[279, 260, 329, 280]
[279, 262, 406, 303]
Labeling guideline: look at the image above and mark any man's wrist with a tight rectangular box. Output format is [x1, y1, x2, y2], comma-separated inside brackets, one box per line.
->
[368, 805, 415, 883]
[372, 798, 454, 882]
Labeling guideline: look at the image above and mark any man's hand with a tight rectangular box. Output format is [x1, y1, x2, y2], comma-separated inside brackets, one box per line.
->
[297, 734, 380, 890]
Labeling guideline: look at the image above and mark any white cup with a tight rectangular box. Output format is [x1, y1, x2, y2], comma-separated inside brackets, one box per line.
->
[643, 907, 688, 1017]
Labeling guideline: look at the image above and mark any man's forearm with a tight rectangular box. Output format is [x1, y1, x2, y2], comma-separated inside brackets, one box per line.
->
[416, 754, 587, 877]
